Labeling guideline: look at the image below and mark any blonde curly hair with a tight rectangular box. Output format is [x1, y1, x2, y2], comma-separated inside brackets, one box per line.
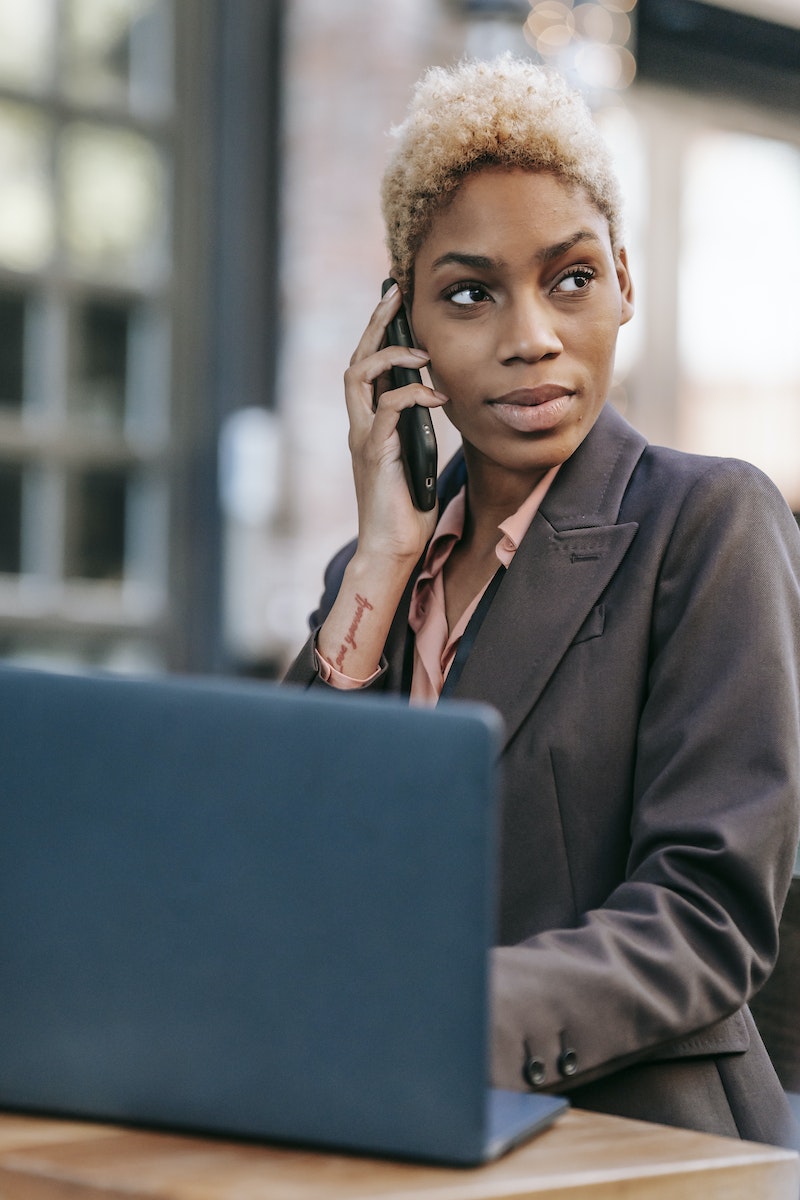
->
[381, 55, 625, 295]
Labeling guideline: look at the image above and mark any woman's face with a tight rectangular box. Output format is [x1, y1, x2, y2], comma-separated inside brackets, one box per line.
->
[410, 167, 634, 483]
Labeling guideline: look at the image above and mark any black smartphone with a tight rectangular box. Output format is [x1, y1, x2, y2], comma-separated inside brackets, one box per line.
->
[381, 278, 438, 511]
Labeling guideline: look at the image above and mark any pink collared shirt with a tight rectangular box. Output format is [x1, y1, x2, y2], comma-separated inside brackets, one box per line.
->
[408, 466, 558, 705]
[315, 466, 559, 698]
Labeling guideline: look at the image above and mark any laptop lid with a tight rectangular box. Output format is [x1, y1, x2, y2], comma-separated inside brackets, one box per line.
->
[0, 666, 564, 1166]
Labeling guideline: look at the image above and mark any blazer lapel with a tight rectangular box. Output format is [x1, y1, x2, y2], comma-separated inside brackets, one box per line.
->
[449, 404, 647, 749]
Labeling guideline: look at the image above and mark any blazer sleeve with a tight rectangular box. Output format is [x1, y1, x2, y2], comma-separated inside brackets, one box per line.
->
[491, 459, 800, 1093]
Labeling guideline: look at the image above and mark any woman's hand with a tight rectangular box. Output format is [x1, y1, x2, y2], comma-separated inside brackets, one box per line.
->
[316, 285, 448, 683]
[344, 283, 447, 569]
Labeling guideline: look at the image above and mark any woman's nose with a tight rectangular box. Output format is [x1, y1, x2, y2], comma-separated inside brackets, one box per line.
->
[497, 294, 562, 363]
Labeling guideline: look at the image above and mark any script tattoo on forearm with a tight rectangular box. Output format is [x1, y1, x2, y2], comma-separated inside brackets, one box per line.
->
[334, 593, 374, 672]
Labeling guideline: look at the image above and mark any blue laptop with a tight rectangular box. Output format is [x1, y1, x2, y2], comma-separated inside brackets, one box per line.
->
[0, 665, 567, 1166]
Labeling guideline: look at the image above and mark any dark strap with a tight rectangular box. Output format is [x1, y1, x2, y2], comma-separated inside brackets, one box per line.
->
[439, 565, 506, 700]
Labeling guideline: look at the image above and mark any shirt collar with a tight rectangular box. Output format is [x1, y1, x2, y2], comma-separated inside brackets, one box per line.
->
[419, 463, 560, 579]
[496, 464, 560, 562]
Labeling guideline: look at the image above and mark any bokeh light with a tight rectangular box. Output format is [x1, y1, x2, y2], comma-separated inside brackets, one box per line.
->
[524, 0, 638, 92]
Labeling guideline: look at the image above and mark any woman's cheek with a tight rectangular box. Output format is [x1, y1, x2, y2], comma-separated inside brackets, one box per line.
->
[426, 348, 460, 395]
[425, 359, 446, 395]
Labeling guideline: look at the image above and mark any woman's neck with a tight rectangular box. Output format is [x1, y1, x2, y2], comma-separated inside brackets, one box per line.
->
[460, 447, 550, 553]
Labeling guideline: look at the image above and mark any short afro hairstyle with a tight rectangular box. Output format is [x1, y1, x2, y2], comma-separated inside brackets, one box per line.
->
[380, 55, 625, 296]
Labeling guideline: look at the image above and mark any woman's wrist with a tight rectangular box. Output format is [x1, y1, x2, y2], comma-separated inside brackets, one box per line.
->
[316, 552, 415, 681]
[348, 543, 421, 588]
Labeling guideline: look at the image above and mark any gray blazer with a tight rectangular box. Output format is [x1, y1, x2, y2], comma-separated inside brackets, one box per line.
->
[285, 404, 800, 1150]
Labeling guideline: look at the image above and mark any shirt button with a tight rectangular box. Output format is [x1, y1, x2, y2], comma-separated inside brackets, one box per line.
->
[523, 1056, 546, 1087]
[558, 1048, 578, 1078]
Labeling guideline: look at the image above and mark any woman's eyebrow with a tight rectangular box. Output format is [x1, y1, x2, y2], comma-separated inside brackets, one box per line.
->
[430, 251, 497, 272]
[537, 229, 601, 264]
[430, 231, 603, 274]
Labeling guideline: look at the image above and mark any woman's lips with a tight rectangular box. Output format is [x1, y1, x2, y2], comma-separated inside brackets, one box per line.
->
[487, 386, 574, 432]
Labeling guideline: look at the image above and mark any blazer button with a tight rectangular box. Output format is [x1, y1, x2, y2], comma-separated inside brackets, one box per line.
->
[523, 1056, 546, 1087]
[558, 1048, 578, 1078]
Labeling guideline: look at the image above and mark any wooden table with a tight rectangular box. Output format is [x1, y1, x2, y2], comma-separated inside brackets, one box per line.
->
[0, 1109, 795, 1200]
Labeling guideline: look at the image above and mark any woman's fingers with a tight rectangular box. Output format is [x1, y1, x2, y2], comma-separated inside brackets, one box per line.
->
[345, 345, 427, 403]
[345, 283, 449, 431]
[337, 293, 446, 565]
[349, 281, 402, 367]
[350, 379, 447, 462]
[344, 346, 445, 442]
[346, 344, 430, 394]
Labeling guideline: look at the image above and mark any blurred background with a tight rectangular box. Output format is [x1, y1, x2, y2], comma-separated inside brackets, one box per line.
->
[0, 0, 798, 679]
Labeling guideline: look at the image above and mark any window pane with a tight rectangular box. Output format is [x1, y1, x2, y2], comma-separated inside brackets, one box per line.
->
[0, 463, 23, 574]
[677, 131, 800, 507]
[0, 290, 26, 410]
[66, 468, 127, 581]
[70, 298, 130, 429]
[62, 0, 172, 115]
[0, 102, 54, 271]
[0, 0, 56, 94]
[59, 121, 168, 280]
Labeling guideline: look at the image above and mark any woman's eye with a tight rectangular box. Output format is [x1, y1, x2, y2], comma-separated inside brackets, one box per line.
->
[555, 269, 595, 294]
[446, 284, 488, 306]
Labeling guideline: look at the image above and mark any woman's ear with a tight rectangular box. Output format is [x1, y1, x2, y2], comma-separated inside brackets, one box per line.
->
[616, 246, 635, 326]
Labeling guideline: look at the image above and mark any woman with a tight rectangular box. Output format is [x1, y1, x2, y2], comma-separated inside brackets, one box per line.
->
[285, 55, 800, 1150]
